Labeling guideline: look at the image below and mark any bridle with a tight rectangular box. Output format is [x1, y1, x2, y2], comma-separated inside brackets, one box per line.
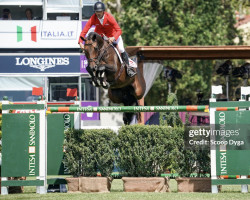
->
[84, 40, 112, 67]
[84, 42, 99, 66]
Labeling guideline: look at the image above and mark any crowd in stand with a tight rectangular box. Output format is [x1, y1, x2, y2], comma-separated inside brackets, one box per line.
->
[0, 8, 34, 20]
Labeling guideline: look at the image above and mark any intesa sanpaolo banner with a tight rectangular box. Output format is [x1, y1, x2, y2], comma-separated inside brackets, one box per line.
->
[0, 20, 87, 48]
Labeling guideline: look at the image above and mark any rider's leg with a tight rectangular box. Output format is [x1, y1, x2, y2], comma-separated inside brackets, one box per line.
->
[116, 36, 137, 77]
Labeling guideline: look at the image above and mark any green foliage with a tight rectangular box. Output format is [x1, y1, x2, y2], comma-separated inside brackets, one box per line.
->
[118, 0, 242, 105]
[178, 126, 210, 177]
[121, 0, 239, 46]
[116, 125, 184, 177]
[160, 93, 183, 127]
[64, 129, 117, 177]
[63, 125, 211, 178]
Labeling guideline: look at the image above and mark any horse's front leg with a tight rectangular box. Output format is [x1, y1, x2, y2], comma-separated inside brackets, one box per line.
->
[86, 66, 100, 87]
[97, 65, 110, 89]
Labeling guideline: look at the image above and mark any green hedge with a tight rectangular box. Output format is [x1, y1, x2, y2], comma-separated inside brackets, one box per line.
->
[116, 125, 184, 177]
[178, 126, 210, 177]
[64, 125, 210, 178]
[64, 128, 117, 177]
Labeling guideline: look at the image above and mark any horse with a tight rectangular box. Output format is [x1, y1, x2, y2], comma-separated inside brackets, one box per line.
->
[81, 32, 146, 124]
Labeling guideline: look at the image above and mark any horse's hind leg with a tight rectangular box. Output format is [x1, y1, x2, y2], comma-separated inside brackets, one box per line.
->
[122, 91, 140, 125]
[108, 87, 139, 125]
[108, 88, 124, 104]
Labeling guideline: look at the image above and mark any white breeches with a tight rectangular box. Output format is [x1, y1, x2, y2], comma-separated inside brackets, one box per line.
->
[116, 36, 125, 53]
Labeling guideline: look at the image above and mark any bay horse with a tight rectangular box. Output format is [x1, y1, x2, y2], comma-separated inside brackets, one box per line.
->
[81, 32, 146, 124]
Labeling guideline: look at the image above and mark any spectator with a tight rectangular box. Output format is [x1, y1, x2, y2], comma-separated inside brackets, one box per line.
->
[0, 8, 11, 20]
[25, 8, 33, 20]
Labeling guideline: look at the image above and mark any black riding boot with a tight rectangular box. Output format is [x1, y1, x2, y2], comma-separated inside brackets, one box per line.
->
[121, 52, 137, 77]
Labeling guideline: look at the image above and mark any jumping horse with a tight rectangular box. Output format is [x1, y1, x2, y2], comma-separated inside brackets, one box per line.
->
[81, 32, 146, 124]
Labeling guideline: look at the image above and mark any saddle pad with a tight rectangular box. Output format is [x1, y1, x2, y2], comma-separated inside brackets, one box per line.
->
[129, 58, 137, 68]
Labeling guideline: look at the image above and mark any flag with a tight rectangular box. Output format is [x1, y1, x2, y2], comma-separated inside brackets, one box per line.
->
[32, 87, 43, 96]
[67, 88, 77, 97]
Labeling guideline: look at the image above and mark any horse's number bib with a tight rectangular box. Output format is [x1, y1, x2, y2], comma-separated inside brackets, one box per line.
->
[129, 58, 137, 68]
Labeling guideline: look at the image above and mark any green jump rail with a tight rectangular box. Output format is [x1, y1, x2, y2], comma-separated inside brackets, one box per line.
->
[47, 105, 246, 113]
[48, 105, 209, 113]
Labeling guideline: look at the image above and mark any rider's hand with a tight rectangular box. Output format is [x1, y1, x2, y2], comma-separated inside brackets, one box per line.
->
[79, 43, 85, 50]
[108, 37, 115, 44]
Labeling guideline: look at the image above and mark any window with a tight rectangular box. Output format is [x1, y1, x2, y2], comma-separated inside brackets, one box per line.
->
[48, 77, 97, 102]
[82, 5, 94, 19]
[0, 0, 98, 20]
[0, 0, 43, 20]
[0, 5, 43, 20]
[0, 77, 44, 101]
[46, 0, 80, 20]
[81, 0, 97, 19]
[48, 77, 78, 101]
[81, 78, 97, 101]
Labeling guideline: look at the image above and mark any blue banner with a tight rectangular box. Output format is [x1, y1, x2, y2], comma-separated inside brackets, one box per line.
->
[0, 55, 81, 73]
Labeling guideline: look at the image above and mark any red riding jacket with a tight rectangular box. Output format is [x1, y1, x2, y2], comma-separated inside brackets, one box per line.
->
[78, 12, 122, 44]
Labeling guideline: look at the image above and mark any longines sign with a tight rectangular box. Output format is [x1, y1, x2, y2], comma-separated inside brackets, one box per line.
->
[15, 57, 70, 71]
[0, 55, 80, 73]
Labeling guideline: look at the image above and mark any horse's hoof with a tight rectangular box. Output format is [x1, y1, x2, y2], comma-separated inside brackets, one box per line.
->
[92, 81, 96, 86]
[102, 81, 110, 89]
[101, 71, 105, 77]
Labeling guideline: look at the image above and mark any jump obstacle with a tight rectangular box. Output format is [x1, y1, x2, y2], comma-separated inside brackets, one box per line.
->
[1, 99, 250, 195]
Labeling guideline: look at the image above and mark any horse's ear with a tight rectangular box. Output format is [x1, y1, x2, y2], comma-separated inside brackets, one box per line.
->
[92, 34, 97, 41]
[80, 36, 86, 42]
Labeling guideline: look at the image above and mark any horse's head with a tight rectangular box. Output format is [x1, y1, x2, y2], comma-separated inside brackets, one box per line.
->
[82, 32, 104, 71]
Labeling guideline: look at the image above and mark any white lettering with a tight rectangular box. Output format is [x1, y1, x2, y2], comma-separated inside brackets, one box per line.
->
[15, 57, 70, 71]
[29, 154, 36, 175]
[220, 152, 227, 174]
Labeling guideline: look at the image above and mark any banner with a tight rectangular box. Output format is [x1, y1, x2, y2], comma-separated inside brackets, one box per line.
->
[81, 101, 99, 121]
[0, 20, 85, 48]
[0, 54, 81, 74]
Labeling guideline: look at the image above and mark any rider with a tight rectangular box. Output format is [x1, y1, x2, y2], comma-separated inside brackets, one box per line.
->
[78, 2, 136, 77]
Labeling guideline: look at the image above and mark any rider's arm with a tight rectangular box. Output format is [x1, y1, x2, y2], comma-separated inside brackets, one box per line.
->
[108, 13, 122, 41]
[78, 15, 95, 44]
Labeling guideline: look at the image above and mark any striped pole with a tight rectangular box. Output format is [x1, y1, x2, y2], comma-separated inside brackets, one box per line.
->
[47, 105, 209, 113]
[220, 175, 240, 179]
[216, 107, 239, 111]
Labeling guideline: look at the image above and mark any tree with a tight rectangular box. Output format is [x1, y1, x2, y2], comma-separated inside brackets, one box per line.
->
[107, 0, 242, 104]
[160, 93, 183, 127]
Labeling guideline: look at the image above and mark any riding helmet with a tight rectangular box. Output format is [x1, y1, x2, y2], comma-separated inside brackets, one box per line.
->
[94, 2, 105, 12]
